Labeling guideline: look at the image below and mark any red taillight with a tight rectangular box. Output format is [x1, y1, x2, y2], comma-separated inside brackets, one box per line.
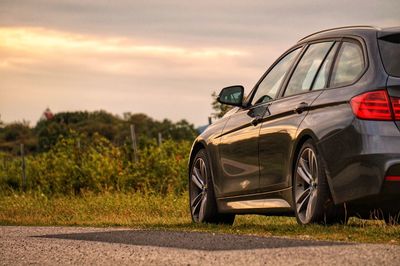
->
[390, 96, 400, 120]
[350, 90, 392, 121]
[385, 176, 400, 181]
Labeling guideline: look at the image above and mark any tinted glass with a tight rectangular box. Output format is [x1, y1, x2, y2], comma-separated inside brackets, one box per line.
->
[312, 42, 338, 90]
[284, 42, 333, 97]
[331, 42, 364, 87]
[251, 48, 301, 105]
[219, 86, 243, 105]
[378, 33, 400, 77]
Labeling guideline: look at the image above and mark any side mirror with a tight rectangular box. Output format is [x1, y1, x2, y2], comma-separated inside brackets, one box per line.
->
[217, 85, 244, 107]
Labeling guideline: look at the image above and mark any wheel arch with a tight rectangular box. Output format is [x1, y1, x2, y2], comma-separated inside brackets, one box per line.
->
[188, 140, 207, 174]
[189, 139, 223, 195]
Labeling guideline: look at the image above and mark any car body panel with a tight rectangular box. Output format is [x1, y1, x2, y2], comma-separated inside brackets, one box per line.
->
[217, 105, 266, 196]
[258, 90, 324, 192]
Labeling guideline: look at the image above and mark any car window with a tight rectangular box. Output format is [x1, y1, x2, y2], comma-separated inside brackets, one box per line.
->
[312, 42, 338, 90]
[251, 48, 301, 105]
[378, 33, 400, 77]
[284, 42, 334, 97]
[330, 41, 364, 87]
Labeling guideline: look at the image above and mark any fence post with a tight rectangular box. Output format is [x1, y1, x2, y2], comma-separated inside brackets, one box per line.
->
[130, 124, 138, 162]
[158, 132, 163, 146]
[20, 143, 26, 191]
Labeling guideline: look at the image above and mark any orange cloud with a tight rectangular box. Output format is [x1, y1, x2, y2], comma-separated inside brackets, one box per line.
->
[0, 27, 247, 59]
[0, 26, 254, 78]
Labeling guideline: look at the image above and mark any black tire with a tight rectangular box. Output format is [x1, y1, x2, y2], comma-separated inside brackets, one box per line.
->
[189, 149, 235, 225]
[292, 140, 347, 225]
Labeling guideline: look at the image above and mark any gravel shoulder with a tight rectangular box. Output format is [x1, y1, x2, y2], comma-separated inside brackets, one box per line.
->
[1, 226, 399, 265]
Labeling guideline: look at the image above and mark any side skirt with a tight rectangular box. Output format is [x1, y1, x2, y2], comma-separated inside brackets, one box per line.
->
[216, 187, 294, 215]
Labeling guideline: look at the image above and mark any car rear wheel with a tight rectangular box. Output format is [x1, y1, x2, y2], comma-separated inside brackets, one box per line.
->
[189, 149, 235, 225]
[293, 140, 347, 225]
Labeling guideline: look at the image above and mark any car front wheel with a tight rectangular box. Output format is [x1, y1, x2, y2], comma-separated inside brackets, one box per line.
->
[189, 149, 235, 225]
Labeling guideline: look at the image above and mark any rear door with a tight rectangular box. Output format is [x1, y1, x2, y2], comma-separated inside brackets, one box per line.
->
[258, 40, 338, 191]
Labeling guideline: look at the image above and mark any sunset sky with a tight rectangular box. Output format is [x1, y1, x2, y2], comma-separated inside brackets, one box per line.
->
[0, 0, 399, 126]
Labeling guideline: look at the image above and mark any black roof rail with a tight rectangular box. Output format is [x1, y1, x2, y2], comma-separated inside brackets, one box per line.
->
[298, 25, 380, 42]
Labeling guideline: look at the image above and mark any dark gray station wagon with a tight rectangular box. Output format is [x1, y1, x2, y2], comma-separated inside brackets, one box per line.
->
[188, 26, 400, 225]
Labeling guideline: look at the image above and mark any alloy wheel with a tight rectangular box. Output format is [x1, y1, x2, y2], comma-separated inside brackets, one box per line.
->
[190, 157, 208, 222]
[295, 147, 319, 224]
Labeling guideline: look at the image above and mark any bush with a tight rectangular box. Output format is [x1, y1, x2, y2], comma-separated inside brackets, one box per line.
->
[0, 131, 191, 195]
[123, 140, 190, 194]
[0, 152, 21, 192]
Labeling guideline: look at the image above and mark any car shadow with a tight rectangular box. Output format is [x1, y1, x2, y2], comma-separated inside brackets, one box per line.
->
[37, 229, 349, 251]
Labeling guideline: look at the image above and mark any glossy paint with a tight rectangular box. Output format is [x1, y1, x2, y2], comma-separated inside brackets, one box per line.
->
[189, 26, 400, 216]
[218, 104, 267, 195]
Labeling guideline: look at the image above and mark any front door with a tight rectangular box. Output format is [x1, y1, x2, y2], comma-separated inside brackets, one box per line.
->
[217, 47, 302, 196]
[218, 105, 268, 196]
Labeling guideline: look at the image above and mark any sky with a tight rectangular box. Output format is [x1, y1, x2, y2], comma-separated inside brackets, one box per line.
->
[0, 0, 399, 126]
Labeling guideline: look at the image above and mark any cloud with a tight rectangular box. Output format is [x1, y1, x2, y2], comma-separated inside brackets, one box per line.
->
[0, 27, 248, 74]
[0, 26, 262, 125]
[0, 0, 399, 125]
[2, 0, 398, 45]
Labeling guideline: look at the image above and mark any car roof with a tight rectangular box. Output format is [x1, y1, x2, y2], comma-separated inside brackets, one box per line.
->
[298, 25, 400, 44]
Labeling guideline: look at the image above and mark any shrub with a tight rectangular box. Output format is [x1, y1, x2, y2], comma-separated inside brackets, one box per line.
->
[122, 139, 190, 194]
[0, 131, 191, 195]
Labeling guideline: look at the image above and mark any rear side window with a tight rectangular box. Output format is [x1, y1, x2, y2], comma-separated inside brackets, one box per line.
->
[331, 42, 364, 87]
[379, 34, 400, 77]
[284, 42, 334, 97]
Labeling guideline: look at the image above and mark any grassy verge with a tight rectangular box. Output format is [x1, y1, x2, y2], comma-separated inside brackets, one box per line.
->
[0, 192, 399, 245]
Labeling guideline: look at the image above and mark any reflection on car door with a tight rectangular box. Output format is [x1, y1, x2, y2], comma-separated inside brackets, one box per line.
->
[217, 105, 268, 196]
[258, 41, 338, 191]
[217, 48, 302, 197]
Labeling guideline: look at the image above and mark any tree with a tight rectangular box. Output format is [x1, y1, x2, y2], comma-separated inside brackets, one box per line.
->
[46, 111, 196, 149]
[211, 91, 231, 119]
[0, 121, 37, 154]
[0, 110, 198, 153]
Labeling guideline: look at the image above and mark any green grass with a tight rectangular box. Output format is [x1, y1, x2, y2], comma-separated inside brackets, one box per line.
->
[0, 192, 399, 245]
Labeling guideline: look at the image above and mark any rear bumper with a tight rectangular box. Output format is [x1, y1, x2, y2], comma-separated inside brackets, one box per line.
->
[318, 118, 400, 207]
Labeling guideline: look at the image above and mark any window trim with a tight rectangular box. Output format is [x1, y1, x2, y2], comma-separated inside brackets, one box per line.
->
[309, 41, 338, 90]
[325, 39, 343, 89]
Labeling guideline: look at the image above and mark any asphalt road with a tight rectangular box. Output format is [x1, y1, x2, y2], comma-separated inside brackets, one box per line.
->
[1, 226, 399, 265]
